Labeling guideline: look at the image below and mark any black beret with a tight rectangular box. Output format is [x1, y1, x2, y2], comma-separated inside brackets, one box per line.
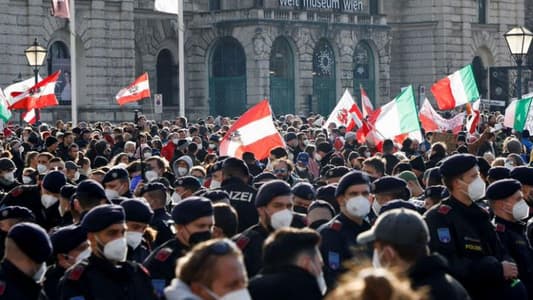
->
[410, 156, 426, 172]
[486, 179, 522, 201]
[439, 154, 478, 178]
[252, 172, 277, 189]
[284, 132, 297, 142]
[42, 171, 67, 194]
[424, 185, 449, 199]
[317, 142, 333, 153]
[121, 199, 154, 224]
[477, 157, 491, 177]
[255, 180, 291, 207]
[326, 166, 351, 179]
[50, 225, 87, 255]
[93, 156, 109, 168]
[488, 167, 511, 181]
[317, 184, 337, 204]
[8, 222, 52, 263]
[60, 184, 77, 199]
[511, 166, 533, 186]
[335, 171, 371, 197]
[102, 167, 129, 184]
[171, 197, 213, 225]
[45, 136, 58, 148]
[291, 182, 316, 201]
[372, 176, 408, 194]
[308, 199, 335, 217]
[65, 161, 79, 170]
[81, 204, 125, 232]
[202, 190, 230, 203]
[379, 200, 419, 214]
[174, 176, 201, 190]
[222, 157, 249, 175]
[210, 160, 224, 174]
[75, 179, 106, 201]
[141, 182, 167, 195]
[0, 158, 15, 171]
[0, 206, 34, 221]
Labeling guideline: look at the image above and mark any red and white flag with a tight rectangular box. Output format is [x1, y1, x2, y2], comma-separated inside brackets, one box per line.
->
[10, 71, 60, 110]
[4, 76, 42, 106]
[323, 90, 364, 131]
[466, 100, 481, 134]
[22, 109, 37, 125]
[116, 73, 151, 106]
[51, 0, 70, 19]
[418, 98, 465, 134]
[360, 86, 374, 118]
[219, 100, 285, 160]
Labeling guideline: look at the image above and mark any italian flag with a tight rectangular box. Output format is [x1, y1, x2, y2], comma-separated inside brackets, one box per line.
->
[504, 97, 533, 131]
[431, 65, 480, 110]
[371, 86, 422, 141]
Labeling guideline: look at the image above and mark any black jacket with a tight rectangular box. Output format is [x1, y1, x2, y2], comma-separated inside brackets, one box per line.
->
[143, 238, 188, 287]
[44, 264, 66, 300]
[408, 254, 470, 300]
[249, 265, 322, 300]
[233, 223, 271, 277]
[149, 208, 174, 248]
[221, 177, 258, 232]
[0, 260, 47, 300]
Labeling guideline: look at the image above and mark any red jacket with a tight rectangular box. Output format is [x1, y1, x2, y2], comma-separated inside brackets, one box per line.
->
[161, 142, 176, 162]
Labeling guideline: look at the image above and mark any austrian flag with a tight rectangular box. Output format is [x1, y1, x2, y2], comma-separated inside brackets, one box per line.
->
[9, 71, 60, 110]
[116, 73, 151, 105]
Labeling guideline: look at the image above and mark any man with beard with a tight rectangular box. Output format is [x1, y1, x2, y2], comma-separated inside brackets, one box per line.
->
[511, 166, 533, 210]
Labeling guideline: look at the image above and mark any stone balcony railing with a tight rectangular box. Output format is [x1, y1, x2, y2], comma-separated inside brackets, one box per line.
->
[189, 8, 387, 28]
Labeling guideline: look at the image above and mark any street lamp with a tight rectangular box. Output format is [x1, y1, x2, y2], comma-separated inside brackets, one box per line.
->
[504, 26, 533, 100]
[24, 38, 47, 123]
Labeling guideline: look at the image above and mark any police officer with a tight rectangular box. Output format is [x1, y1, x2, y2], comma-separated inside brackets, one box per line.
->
[511, 166, 533, 209]
[102, 167, 133, 200]
[291, 182, 316, 214]
[0, 222, 52, 299]
[233, 179, 293, 277]
[0, 158, 19, 193]
[424, 154, 524, 300]
[59, 204, 157, 300]
[141, 182, 174, 247]
[220, 158, 258, 232]
[45, 225, 90, 300]
[371, 176, 411, 216]
[0, 170, 66, 230]
[317, 170, 372, 289]
[143, 197, 214, 294]
[487, 179, 533, 299]
[121, 199, 154, 263]
[72, 179, 109, 223]
[0, 206, 34, 259]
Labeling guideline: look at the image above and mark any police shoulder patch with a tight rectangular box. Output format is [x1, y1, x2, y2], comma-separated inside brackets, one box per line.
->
[0, 281, 5, 296]
[438, 205, 452, 215]
[496, 223, 506, 233]
[155, 248, 172, 262]
[330, 220, 342, 231]
[437, 227, 451, 243]
[68, 265, 85, 281]
[10, 187, 22, 197]
[236, 236, 250, 250]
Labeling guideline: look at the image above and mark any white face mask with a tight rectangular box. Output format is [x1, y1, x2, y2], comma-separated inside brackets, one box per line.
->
[196, 143, 203, 150]
[33, 262, 47, 283]
[22, 176, 32, 184]
[270, 209, 293, 230]
[372, 248, 382, 268]
[171, 192, 182, 204]
[209, 143, 216, 150]
[372, 200, 382, 216]
[127, 152, 135, 158]
[126, 231, 144, 249]
[206, 288, 252, 300]
[314, 153, 322, 162]
[37, 164, 48, 174]
[465, 176, 486, 201]
[58, 203, 66, 217]
[512, 199, 530, 221]
[345, 196, 371, 218]
[177, 167, 188, 176]
[365, 151, 371, 158]
[3, 171, 15, 183]
[172, 138, 179, 145]
[143, 152, 152, 159]
[105, 189, 120, 201]
[76, 248, 91, 263]
[73, 171, 80, 181]
[145, 170, 158, 182]
[41, 194, 58, 209]
[102, 237, 128, 262]
[210, 180, 221, 189]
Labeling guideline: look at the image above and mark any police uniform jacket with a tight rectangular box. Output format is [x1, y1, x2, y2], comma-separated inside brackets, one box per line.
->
[0, 260, 47, 300]
[233, 223, 270, 277]
[408, 254, 470, 300]
[44, 264, 65, 300]
[424, 196, 512, 300]
[494, 216, 533, 300]
[317, 213, 371, 289]
[248, 265, 322, 300]
[149, 208, 174, 248]
[59, 255, 157, 300]
[127, 240, 151, 264]
[143, 238, 188, 288]
[220, 177, 258, 232]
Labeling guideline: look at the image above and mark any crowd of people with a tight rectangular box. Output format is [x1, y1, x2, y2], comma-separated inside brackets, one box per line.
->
[0, 111, 532, 300]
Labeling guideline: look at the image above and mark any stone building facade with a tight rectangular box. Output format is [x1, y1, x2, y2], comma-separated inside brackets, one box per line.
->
[0, 0, 527, 122]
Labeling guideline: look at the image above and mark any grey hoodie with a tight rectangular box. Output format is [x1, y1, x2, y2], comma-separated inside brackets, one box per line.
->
[173, 155, 193, 177]
[164, 279, 202, 300]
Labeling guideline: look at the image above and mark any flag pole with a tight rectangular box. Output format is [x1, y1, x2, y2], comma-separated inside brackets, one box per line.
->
[178, 0, 185, 117]
[70, 0, 78, 125]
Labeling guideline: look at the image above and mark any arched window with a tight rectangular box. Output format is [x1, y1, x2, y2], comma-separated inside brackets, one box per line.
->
[353, 42, 376, 107]
[472, 56, 488, 99]
[156, 49, 178, 106]
[209, 37, 247, 116]
[270, 37, 295, 115]
[47, 41, 70, 105]
[313, 39, 336, 115]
